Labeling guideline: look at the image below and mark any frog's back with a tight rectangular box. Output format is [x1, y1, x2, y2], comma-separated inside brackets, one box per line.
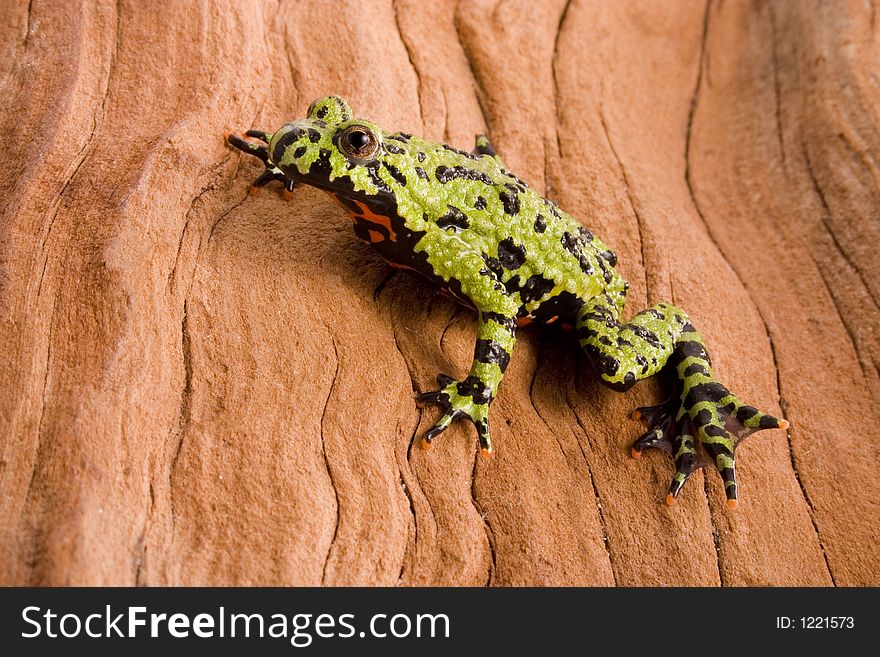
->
[384, 134, 624, 322]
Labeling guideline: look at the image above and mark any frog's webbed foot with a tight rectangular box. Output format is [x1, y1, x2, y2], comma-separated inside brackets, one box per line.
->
[631, 385, 788, 508]
[225, 129, 297, 198]
[417, 374, 493, 457]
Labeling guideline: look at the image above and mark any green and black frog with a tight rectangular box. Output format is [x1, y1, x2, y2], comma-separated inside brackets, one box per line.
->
[227, 95, 788, 509]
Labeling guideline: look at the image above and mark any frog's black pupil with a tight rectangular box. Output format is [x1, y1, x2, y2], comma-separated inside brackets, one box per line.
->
[348, 130, 370, 150]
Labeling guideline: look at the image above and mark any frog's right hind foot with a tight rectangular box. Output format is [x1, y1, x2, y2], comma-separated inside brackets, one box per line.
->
[225, 129, 296, 198]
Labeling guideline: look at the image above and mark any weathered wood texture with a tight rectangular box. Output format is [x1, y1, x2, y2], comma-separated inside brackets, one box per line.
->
[1, 0, 878, 586]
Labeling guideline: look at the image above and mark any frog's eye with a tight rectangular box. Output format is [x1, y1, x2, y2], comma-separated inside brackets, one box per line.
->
[338, 125, 379, 162]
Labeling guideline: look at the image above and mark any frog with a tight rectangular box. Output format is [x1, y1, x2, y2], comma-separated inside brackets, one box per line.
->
[226, 95, 789, 509]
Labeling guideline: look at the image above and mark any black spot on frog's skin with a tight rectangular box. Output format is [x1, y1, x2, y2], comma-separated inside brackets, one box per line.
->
[703, 424, 728, 440]
[519, 274, 555, 304]
[683, 382, 730, 410]
[684, 361, 710, 379]
[307, 129, 321, 143]
[383, 162, 407, 186]
[457, 375, 493, 404]
[630, 325, 663, 349]
[436, 205, 469, 231]
[596, 256, 613, 283]
[481, 254, 504, 279]
[694, 408, 713, 426]
[272, 127, 304, 163]
[561, 232, 580, 255]
[475, 339, 511, 371]
[497, 237, 526, 270]
[635, 353, 649, 373]
[417, 151, 426, 162]
[309, 148, 333, 176]
[736, 405, 759, 423]
[365, 162, 391, 193]
[293, 146, 307, 159]
[499, 184, 521, 215]
[316, 106, 328, 119]
[534, 214, 547, 233]
[415, 167, 428, 180]
[597, 353, 620, 376]
[387, 134, 409, 143]
[600, 249, 618, 267]
[543, 199, 562, 220]
[442, 143, 479, 160]
[435, 164, 495, 185]
[577, 226, 594, 241]
[384, 143, 405, 155]
[474, 196, 487, 210]
[332, 96, 352, 121]
[481, 312, 516, 333]
[503, 275, 522, 294]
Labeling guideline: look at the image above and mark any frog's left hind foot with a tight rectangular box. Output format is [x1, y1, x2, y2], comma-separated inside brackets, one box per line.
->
[225, 129, 296, 198]
[631, 385, 788, 508]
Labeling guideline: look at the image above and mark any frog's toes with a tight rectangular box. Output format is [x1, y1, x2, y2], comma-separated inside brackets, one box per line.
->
[417, 374, 493, 456]
[630, 388, 789, 508]
[226, 130, 296, 197]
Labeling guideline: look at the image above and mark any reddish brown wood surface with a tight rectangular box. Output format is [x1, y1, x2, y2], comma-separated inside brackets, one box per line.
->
[1, 0, 878, 585]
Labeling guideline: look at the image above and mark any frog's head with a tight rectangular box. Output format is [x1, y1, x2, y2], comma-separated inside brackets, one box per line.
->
[266, 96, 391, 198]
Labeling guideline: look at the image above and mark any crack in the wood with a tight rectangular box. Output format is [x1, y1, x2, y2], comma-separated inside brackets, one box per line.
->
[702, 475, 726, 586]
[23, 0, 123, 584]
[802, 141, 880, 312]
[599, 107, 650, 298]
[23, 0, 34, 44]
[551, 0, 573, 161]
[206, 194, 248, 246]
[452, 8, 491, 135]
[372, 269, 398, 302]
[768, 7, 787, 168]
[167, 299, 194, 534]
[320, 338, 341, 585]
[439, 307, 463, 354]
[396, 413, 422, 584]
[805, 250, 865, 377]
[470, 446, 496, 586]
[564, 384, 620, 585]
[391, 0, 425, 131]
[762, 319, 837, 585]
[35, 0, 121, 301]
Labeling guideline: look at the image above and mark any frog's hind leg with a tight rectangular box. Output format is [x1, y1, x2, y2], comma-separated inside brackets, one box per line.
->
[576, 296, 789, 507]
[225, 130, 297, 198]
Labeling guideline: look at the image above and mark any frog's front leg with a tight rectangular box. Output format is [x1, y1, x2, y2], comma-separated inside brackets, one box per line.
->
[472, 134, 506, 169]
[416, 241, 519, 456]
[419, 310, 517, 457]
[576, 296, 789, 507]
[225, 129, 297, 198]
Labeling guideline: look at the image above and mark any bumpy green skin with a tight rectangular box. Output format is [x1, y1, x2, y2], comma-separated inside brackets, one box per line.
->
[227, 96, 788, 508]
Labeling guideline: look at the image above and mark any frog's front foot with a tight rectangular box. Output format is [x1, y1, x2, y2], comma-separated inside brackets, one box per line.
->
[225, 129, 297, 198]
[630, 383, 788, 508]
[417, 374, 493, 457]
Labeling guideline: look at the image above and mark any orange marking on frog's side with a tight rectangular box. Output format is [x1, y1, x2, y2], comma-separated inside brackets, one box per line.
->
[516, 316, 533, 327]
[351, 200, 397, 242]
